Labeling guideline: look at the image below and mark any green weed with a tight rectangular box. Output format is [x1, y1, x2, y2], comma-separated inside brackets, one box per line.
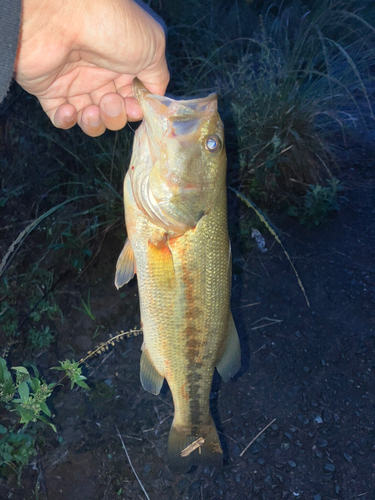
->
[0, 425, 36, 482]
[0, 326, 141, 480]
[288, 178, 346, 226]
[73, 289, 96, 322]
[52, 359, 89, 390]
[27, 326, 54, 350]
[0, 355, 89, 479]
[0, 359, 55, 431]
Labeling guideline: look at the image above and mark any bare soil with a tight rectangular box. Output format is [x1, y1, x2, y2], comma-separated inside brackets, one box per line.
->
[1, 140, 375, 500]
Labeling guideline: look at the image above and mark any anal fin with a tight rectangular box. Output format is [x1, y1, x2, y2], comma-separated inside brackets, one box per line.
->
[216, 313, 241, 382]
[115, 238, 136, 289]
[140, 349, 164, 395]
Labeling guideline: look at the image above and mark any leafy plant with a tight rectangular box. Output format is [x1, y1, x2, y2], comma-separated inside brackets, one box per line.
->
[0, 354, 92, 480]
[0, 425, 36, 481]
[0, 359, 55, 431]
[288, 178, 345, 226]
[27, 326, 54, 350]
[52, 359, 89, 390]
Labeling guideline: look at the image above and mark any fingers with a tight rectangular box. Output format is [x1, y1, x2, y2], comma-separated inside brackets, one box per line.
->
[78, 93, 128, 136]
[99, 93, 127, 130]
[78, 105, 106, 137]
[42, 73, 168, 137]
[53, 104, 78, 130]
[48, 93, 130, 137]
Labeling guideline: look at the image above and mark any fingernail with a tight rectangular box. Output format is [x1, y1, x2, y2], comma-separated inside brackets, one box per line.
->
[103, 99, 121, 117]
[87, 114, 101, 127]
[65, 112, 75, 123]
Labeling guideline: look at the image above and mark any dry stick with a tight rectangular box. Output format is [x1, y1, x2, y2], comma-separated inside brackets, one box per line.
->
[240, 418, 276, 458]
[115, 425, 151, 500]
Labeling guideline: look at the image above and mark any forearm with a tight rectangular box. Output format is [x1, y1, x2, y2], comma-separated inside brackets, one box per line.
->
[0, 0, 22, 100]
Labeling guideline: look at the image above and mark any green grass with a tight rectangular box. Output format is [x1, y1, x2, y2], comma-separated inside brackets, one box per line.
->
[158, 0, 375, 215]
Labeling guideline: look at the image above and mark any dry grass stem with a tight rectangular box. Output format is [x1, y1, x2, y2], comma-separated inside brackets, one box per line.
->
[115, 425, 150, 500]
[250, 317, 283, 330]
[231, 187, 310, 307]
[240, 418, 276, 457]
[233, 302, 261, 309]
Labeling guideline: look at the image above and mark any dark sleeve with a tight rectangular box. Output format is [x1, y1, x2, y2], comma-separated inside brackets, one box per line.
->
[0, 0, 22, 102]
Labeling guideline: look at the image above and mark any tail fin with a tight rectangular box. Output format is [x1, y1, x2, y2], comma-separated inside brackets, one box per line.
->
[167, 416, 222, 473]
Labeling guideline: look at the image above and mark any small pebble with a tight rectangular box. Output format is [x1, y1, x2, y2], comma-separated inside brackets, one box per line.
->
[324, 463, 335, 472]
[317, 438, 328, 448]
[288, 460, 297, 468]
[344, 453, 353, 463]
[314, 495, 321, 500]
[314, 415, 323, 424]
[250, 443, 262, 454]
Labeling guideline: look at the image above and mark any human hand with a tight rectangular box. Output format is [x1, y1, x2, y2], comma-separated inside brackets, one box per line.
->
[14, 0, 169, 137]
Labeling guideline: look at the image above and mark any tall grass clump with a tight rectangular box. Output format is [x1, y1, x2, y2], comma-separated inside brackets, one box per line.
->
[227, 0, 375, 210]
[157, 0, 375, 216]
[0, 95, 133, 277]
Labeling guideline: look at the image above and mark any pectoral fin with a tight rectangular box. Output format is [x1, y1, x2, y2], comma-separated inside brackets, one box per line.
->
[216, 314, 241, 382]
[140, 349, 164, 395]
[115, 239, 136, 289]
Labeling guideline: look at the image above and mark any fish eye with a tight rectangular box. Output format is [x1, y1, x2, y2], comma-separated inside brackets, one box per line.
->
[205, 135, 221, 153]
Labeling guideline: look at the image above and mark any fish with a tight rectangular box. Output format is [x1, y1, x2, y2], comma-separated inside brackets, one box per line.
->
[115, 78, 241, 473]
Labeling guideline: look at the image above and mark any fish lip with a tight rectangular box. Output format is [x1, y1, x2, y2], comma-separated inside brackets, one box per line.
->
[132, 78, 218, 121]
[133, 78, 220, 153]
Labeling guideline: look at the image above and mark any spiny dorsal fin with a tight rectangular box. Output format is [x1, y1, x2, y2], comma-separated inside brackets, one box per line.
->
[115, 239, 136, 289]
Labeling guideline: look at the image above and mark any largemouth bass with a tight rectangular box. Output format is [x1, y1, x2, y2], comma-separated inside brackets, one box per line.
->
[115, 79, 241, 473]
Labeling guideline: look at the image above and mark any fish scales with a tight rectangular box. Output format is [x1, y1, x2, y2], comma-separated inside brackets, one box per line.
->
[116, 79, 241, 472]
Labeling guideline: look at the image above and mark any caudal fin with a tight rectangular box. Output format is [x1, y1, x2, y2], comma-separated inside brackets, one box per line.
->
[167, 416, 222, 473]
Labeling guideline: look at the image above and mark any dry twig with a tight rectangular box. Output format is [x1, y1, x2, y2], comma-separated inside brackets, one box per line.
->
[115, 425, 150, 500]
[240, 418, 276, 457]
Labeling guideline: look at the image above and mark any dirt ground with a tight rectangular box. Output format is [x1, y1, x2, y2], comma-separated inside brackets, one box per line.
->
[1, 138, 375, 500]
